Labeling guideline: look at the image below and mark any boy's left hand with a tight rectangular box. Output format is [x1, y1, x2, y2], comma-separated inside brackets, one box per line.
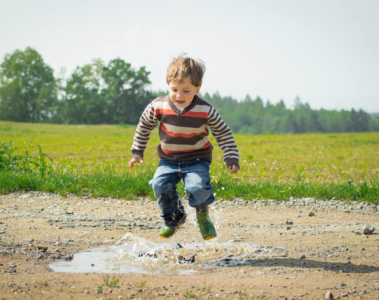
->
[229, 165, 239, 174]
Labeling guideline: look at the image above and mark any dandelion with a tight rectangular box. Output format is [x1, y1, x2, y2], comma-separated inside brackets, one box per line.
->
[214, 193, 217, 196]
[222, 187, 225, 190]
[244, 160, 246, 162]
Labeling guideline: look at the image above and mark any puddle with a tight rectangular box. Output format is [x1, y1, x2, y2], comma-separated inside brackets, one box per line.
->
[49, 233, 288, 275]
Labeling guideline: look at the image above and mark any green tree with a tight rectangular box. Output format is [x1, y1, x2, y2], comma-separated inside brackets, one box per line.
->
[101, 58, 151, 124]
[63, 59, 106, 124]
[0, 47, 57, 122]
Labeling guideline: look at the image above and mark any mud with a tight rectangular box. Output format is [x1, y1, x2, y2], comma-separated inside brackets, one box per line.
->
[0, 191, 379, 299]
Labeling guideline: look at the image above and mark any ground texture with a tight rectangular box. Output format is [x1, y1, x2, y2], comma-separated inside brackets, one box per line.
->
[0, 192, 379, 300]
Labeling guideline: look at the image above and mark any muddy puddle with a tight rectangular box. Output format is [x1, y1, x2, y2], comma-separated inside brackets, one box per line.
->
[49, 233, 288, 275]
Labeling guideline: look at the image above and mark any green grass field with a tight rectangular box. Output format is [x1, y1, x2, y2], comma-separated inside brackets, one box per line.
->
[1, 121, 378, 202]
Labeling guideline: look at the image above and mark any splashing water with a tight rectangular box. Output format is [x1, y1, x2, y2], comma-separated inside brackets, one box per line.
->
[49, 199, 288, 274]
[49, 232, 287, 274]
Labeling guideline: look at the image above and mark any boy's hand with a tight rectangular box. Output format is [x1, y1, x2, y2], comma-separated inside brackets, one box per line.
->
[229, 165, 239, 174]
[128, 157, 144, 169]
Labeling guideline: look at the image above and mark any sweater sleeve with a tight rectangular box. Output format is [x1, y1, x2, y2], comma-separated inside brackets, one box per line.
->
[131, 102, 158, 159]
[207, 106, 240, 168]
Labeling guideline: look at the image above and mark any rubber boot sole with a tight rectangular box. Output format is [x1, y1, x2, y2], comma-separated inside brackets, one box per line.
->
[159, 215, 186, 238]
[204, 234, 217, 240]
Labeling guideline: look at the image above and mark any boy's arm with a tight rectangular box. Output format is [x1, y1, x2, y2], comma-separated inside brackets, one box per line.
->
[131, 102, 158, 159]
[207, 107, 240, 169]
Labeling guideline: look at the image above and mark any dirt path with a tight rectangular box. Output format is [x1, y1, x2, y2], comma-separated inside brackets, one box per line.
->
[1, 192, 379, 300]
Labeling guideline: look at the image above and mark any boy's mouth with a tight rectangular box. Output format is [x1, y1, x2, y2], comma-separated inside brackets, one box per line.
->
[176, 101, 185, 105]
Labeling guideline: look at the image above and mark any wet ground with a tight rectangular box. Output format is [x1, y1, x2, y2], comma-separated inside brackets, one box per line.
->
[0, 191, 379, 299]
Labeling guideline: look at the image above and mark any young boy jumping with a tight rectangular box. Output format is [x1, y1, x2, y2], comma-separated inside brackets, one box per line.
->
[129, 54, 239, 240]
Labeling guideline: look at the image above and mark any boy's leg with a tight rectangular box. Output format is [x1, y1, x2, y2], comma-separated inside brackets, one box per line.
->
[182, 159, 217, 240]
[182, 159, 214, 208]
[149, 160, 186, 237]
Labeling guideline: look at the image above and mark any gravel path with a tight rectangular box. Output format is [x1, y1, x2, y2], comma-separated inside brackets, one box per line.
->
[0, 191, 378, 299]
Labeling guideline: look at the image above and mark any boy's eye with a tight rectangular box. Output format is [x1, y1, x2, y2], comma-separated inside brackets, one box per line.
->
[184, 91, 190, 93]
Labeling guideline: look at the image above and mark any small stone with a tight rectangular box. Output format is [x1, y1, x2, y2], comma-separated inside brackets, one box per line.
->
[308, 212, 315, 217]
[6, 262, 16, 268]
[63, 254, 74, 261]
[286, 226, 291, 230]
[363, 225, 375, 235]
[325, 291, 334, 299]
[299, 254, 306, 259]
[30, 253, 43, 260]
[7, 269, 16, 273]
[286, 219, 293, 225]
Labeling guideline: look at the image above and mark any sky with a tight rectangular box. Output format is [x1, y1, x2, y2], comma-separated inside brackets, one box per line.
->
[1, 0, 378, 112]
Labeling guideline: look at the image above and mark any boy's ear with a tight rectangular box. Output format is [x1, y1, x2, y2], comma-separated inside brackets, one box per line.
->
[195, 85, 201, 95]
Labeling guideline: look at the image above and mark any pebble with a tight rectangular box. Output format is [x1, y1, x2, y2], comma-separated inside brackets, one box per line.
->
[325, 291, 334, 299]
[363, 225, 375, 235]
[7, 269, 16, 274]
[286, 219, 294, 225]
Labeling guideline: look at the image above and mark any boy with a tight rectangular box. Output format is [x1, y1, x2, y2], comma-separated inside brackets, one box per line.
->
[129, 54, 239, 240]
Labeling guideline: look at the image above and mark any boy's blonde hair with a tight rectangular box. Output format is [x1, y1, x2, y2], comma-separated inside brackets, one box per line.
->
[166, 53, 205, 87]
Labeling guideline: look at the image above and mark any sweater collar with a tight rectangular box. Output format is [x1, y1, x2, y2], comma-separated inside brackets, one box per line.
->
[167, 95, 199, 116]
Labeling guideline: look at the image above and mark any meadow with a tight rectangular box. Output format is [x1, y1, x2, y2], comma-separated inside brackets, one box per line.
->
[1, 121, 378, 202]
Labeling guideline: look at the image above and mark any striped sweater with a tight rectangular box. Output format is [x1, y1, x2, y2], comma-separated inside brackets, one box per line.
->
[131, 95, 239, 168]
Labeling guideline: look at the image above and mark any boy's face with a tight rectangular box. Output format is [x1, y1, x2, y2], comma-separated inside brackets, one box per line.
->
[168, 76, 201, 108]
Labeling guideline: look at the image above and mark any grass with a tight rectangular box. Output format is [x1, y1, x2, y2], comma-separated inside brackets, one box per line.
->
[1, 170, 377, 202]
[202, 281, 212, 293]
[183, 291, 197, 298]
[102, 274, 122, 287]
[134, 280, 147, 288]
[97, 286, 103, 293]
[1, 121, 378, 202]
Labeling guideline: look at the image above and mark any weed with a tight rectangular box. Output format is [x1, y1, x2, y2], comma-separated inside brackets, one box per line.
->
[202, 281, 212, 293]
[103, 274, 122, 287]
[42, 281, 48, 287]
[134, 280, 147, 288]
[0, 140, 52, 176]
[70, 296, 74, 300]
[97, 286, 103, 293]
[183, 291, 197, 298]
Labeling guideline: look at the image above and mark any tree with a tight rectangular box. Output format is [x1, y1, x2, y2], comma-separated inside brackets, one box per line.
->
[63, 59, 105, 124]
[101, 58, 151, 124]
[0, 47, 56, 122]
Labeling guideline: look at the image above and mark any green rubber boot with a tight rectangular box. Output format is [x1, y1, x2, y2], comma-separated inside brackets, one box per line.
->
[159, 214, 186, 238]
[196, 206, 217, 240]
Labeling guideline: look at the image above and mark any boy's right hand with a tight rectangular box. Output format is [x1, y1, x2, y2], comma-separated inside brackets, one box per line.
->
[128, 157, 144, 169]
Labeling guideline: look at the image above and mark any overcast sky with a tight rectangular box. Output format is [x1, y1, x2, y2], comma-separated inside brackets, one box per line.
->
[1, 0, 378, 112]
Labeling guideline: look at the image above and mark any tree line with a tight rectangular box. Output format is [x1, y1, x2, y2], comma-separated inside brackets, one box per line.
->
[1, 47, 378, 134]
[202, 93, 379, 134]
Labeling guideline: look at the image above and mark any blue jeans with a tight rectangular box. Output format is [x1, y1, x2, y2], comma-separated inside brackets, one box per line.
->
[149, 159, 215, 225]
